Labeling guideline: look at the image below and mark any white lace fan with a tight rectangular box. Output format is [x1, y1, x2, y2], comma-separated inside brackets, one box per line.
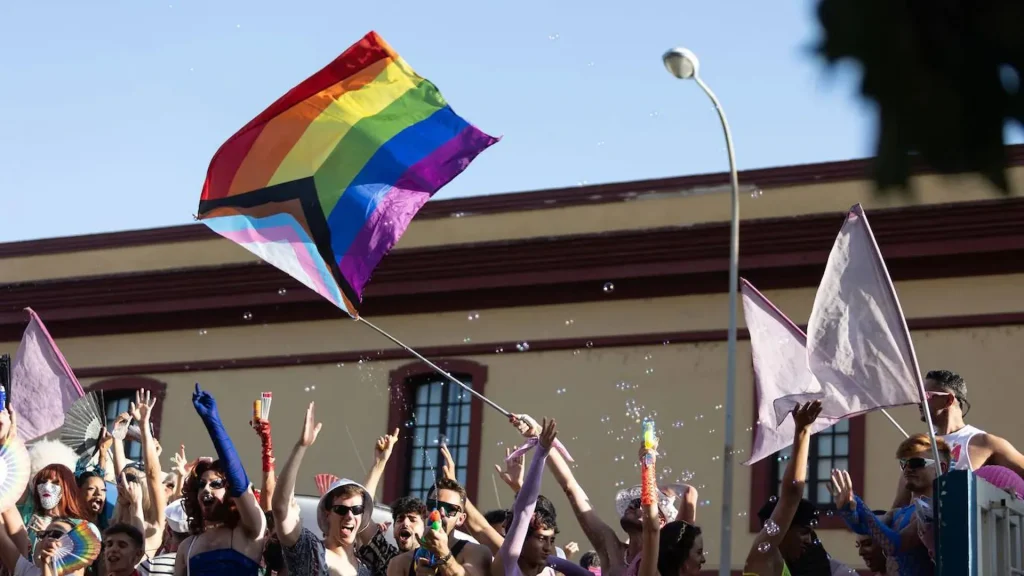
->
[59, 391, 106, 458]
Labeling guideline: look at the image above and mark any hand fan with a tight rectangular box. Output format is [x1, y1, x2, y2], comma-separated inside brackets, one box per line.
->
[315, 473, 339, 496]
[0, 436, 30, 512]
[261, 392, 272, 420]
[59, 392, 105, 458]
[52, 520, 102, 575]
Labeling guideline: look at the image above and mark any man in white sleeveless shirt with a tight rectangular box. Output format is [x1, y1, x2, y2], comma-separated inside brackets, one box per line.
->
[921, 369, 1024, 476]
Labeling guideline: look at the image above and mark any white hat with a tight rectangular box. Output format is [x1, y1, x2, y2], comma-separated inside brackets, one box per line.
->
[614, 484, 677, 520]
[317, 478, 374, 535]
[165, 500, 189, 534]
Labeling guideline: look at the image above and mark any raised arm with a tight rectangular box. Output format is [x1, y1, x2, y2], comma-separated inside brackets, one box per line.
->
[439, 444, 504, 555]
[192, 383, 265, 540]
[251, 418, 276, 513]
[497, 419, 556, 576]
[358, 427, 400, 545]
[272, 402, 321, 547]
[132, 389, 167, 527]
[638, 436, 661, 576]
[0, 411, 29, 559]
[744, 401, 822, 574]
[534, 419, 621, 571]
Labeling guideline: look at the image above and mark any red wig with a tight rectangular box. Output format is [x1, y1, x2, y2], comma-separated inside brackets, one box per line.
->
[32, 464, 85, 519]
[181, 459, 240, 535]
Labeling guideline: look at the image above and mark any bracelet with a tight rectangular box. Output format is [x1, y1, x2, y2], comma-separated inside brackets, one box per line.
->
[437, 552, 453, 565]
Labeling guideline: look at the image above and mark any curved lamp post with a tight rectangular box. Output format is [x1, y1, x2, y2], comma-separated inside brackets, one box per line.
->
[663, 47, 740, 576]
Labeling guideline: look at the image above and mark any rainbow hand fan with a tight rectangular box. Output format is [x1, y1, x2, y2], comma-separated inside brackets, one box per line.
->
[53, 520, 102, 575]
[0, 436, 30, 512]
[315, 473, 340, 496]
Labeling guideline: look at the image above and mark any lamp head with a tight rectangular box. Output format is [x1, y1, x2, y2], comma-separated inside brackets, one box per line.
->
[662, 47, 699, 80]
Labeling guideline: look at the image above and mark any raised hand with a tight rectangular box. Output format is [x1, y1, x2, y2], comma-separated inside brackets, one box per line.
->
[131, 389, 156, 424]
[299, 402, 322, 447]
[563, 542, 579, 559]
[539, 418, 557, 450]
[510, 414, 541, 438]
[171, 444, 187, 477]
[192, 383, 220, 420]
[792, 400, 823, 431]
[494, 447, 524, 492]
[439, 443, 457, 481]
[830, 469, 855, 511]
[375, 428, 400, 463]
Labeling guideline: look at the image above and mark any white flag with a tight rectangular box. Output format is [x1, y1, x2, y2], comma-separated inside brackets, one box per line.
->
[741, 279, 838, 466]
[785, 203, 922, 422]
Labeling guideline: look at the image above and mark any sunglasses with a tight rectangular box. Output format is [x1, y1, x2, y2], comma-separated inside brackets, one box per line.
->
[898, 457, 936, 471]
[426, 499, 463, 518]
[36, 529, 67, 540]
[330, 504, 365, 517]
[198, 479, 226, 490]
[124, 474, 140, 484]
[924, 391, 952, 399]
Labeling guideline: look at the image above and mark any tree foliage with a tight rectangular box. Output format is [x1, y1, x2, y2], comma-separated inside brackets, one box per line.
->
[816, 0, 1024, 193]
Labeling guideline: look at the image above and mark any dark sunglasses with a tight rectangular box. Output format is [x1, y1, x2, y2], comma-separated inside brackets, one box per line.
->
[898, 457, 936, 471]
[198, 479, 226, 490]
[330, 504, 365, 517]
[36, 529, 67, 540]
[426, 499, 462, 517]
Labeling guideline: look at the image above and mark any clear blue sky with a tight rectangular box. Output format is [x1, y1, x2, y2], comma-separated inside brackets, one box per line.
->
[0, 0, 876, 243]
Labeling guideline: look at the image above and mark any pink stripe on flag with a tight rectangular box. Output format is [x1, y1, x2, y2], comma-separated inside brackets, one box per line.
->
[338, 125, 498, 295]
[12, 308, 84, 441]
[214, 222, 336, 300]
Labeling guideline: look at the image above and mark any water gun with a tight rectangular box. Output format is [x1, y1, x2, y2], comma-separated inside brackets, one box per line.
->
[641, 419, 658, 506]
[428, 509, 443, 532]
[414, 547, 438, 567]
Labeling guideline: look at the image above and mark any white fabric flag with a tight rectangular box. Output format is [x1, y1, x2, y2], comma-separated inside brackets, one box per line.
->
[776, 203, 922, 423]
[741, 279, 838, 466]
[11, 308, 84, 441]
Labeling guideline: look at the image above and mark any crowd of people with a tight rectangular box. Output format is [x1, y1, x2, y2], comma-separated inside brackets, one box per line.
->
[0, 370, 1022, 576]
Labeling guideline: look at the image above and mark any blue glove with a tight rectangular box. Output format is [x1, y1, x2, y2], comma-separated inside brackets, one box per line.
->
[193, 383, 250, 498]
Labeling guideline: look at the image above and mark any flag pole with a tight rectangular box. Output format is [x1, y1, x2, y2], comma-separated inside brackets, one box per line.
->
[879, 408, 909, 438]
[356, 317, 513, 418]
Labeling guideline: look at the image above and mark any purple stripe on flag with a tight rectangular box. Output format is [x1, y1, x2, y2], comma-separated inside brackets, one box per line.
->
[338, 125, 499, 295]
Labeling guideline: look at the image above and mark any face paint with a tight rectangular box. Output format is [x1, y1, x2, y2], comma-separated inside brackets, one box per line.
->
[37, 482, 62, 511]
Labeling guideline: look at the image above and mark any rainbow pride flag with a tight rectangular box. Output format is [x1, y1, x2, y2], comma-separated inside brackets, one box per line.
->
[198, 31, 498, 317]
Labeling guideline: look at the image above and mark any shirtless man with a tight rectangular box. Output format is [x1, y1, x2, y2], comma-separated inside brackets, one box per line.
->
[385, 477, 491, 576]
[274, 402, 374, 576]
[922, 370, 1024, 476]
[175, 385, 266, 576]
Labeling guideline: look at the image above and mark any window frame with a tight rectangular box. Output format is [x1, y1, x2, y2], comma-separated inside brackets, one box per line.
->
[383, 360, 488, 505]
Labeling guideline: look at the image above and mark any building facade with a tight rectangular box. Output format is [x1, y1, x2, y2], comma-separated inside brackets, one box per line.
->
[3, 151, 1024, 574]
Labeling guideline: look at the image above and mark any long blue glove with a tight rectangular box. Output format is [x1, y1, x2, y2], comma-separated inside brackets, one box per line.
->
[192, 383, 250, 498]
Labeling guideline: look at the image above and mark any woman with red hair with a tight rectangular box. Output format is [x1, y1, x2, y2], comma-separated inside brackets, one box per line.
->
[27, 463, 86, 544]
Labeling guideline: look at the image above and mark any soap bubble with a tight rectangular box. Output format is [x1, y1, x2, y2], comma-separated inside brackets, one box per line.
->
[198, 329, 208, 336]
[468, 312, 480, 321]
[516, 342, 530, 352]
[764, 519, 781, 536]
[603, 282, 615, 293]
[278, 288, 287, 295]
[757, 542, 772, 553]
[751, 188, 764, 199]
[565, 319, 575, 326]
[586, 341, 594, 348]
[243, 311, 253, 320]
[769, 495, 778, 503]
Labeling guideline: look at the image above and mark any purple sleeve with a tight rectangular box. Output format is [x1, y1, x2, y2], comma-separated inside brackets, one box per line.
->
[546, 556, 592, 576]
[500, 445, 551, 575]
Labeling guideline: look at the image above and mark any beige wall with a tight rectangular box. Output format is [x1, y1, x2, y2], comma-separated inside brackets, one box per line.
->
[0, 273, 1018, 569]
[2, 167, 1020, 284]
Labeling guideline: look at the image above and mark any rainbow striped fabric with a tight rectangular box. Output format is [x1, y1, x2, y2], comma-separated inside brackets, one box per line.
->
[198, 31, 498, 316]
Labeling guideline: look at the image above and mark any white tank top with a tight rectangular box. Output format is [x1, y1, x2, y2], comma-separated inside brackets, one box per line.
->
[938, 424, 986, 470]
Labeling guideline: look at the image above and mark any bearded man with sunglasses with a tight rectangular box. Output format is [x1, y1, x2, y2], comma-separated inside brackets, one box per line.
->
[833, 433, 950, 576]
[386, 478, 491, 576]
[921, 369, 1024, 477]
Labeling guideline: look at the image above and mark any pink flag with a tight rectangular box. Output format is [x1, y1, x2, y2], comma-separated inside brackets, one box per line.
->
[741, 279, 838, 465]
[11, 308, 84, 441]
[781, 204, 922, 421]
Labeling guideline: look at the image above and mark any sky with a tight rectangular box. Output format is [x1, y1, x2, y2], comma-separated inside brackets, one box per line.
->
[0, 0, 878, 243]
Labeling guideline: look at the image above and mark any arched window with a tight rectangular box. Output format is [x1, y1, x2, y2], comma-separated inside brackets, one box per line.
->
[83, 377, 167, 461]
[382, 360, 488, 505]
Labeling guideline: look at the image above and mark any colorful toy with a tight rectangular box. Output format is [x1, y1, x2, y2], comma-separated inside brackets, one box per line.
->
[428, 509, 442, 532]
[640, 419, 658, 506]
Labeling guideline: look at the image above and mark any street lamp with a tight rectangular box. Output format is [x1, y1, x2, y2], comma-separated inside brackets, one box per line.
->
[663, 46, 740, 576]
